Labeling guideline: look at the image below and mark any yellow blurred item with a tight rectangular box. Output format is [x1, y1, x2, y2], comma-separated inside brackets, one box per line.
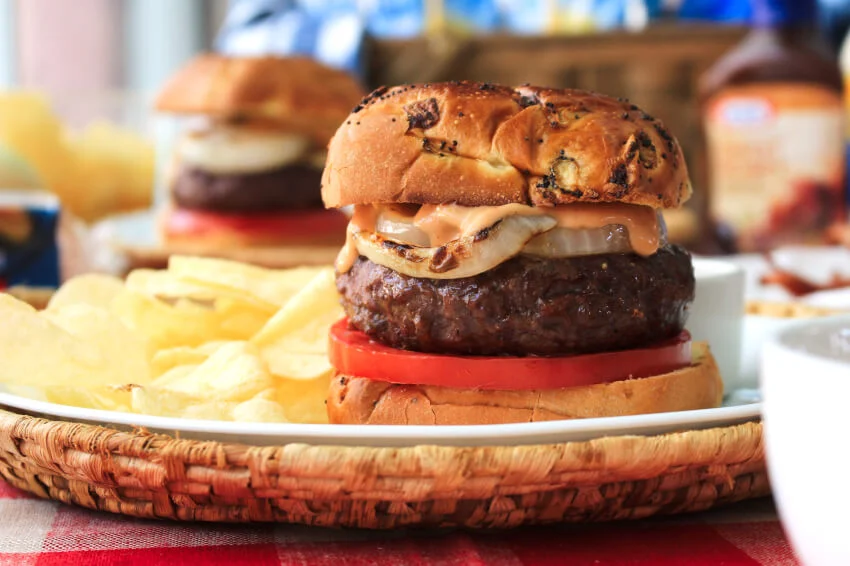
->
[0, 92, 155, 222]
[0, 93, 69, 190]
[0, 142, 41, 188]
[0, 295, 150, 391]
[47, 273, 125, 310]
[64, 121, 156, 222]
[0, 256, 341, 424]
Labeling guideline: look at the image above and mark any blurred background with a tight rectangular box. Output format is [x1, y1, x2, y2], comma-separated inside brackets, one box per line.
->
[1, 0, 849, 283]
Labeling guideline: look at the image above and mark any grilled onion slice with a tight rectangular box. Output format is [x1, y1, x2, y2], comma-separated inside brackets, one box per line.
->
[522, 224, 632, 258]
[351, 215, 558, 279]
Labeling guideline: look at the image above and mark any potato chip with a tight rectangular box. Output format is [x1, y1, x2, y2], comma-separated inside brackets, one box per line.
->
[1, 252, 343, 425]
[265, 353, 333, 380]
[46, 385, 131, 412]
[0, 295, 148, 388]
[131, 343, 274, 421]
[126, 269, 276, 312]
[41, 304, 151, 383]
[131, 385, 237, 421]
[252, 268, 342, 377]
[168, 255, 326, 306]
[180, 401, 241, 421]
[148, 342, 272, 402]
[232, 389, 289, 423]
[272, 371, 333, 424]
[0, 292, 37, 314]
[2, 384, 47, 401]
[42, 303, 151, 380]
[150, 341, 229, 378]
[151, 364, 199, 387]
[132, 365, 212, 418]
[112, 289, 269, 350]
[150, 349, 207, 379]
[47, 273, 125, 311]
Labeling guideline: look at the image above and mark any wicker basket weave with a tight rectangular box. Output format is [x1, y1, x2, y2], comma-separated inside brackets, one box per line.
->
[0, 408, 767, 528]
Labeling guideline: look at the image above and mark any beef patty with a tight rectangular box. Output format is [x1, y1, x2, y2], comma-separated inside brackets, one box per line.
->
[172, 164, 323, 212]
[336, 246, 695, 356]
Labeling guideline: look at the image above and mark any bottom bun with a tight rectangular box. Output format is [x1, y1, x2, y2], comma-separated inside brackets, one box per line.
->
[327, 344, 723, 425]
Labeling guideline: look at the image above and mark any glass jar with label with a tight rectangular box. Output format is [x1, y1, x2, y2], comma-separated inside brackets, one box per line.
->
[700, 0, 845, 253]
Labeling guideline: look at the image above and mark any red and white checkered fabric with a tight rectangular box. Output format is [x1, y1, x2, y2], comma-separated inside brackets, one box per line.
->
[0, 480, 797, 565]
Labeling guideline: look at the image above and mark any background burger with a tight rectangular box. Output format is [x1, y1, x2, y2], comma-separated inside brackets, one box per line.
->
[321, 81, 722, 425]
[154, 54, 363, 265]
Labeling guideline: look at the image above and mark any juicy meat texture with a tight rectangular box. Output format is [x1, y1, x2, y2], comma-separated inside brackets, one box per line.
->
[173, 164, 323, 212]
[336, 246, 695, 356]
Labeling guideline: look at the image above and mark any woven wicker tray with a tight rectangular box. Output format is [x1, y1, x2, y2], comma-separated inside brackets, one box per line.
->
[0, 408, 767, 528]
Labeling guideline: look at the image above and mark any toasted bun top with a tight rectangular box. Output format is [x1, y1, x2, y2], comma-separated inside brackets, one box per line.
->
[322, 82, 691, 209]
[155, 54, 364, 145]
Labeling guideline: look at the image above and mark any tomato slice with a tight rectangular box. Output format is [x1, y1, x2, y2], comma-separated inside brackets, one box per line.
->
[167, 208, 349, 241]
[329, 319, 692, 391]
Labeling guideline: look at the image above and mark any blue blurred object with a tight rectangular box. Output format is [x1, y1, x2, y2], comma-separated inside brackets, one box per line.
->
[215, 0, 366, 77]
[444, 0, 501, 32]
[750, 0, 817, 25]
[498, 0, 549, 34]
[500, 0, 662, 34]
[361, 0, 425, 38]
[679, 0, 822, 25]
[0, 192, 61, 290]
[678, 0, 751, 22]
[362, 0, 501, 37]
[819, 0, 850, 52]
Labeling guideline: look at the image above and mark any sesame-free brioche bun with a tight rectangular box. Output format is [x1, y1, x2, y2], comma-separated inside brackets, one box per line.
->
[155, 54, 364, 145]
[322, 82, 691, 209]
[327, 345, 722, 425]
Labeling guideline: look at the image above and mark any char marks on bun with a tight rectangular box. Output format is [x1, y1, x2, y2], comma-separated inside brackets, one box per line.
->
[322, 81, 691, 210]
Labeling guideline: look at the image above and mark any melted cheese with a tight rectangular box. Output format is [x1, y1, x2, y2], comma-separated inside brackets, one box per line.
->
[335, 202, 661, 273]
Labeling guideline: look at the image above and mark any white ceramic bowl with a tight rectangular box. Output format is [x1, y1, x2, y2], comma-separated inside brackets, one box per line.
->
[761, 316, 850, 566]
[740, 315, 801, 388]
[689, 258, 746, 392]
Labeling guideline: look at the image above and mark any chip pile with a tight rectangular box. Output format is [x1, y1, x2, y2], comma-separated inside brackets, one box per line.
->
[0, 256, 342, 423]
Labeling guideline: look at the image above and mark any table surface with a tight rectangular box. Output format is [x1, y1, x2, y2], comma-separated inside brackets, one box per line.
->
[0, 480, 797, 566]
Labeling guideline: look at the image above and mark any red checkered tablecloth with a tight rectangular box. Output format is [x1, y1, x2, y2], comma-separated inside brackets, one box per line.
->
[0, 480, 797, 565]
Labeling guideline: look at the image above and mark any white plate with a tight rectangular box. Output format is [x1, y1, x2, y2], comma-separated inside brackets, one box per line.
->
[95, 209, 160, 248]
[50, 222, 762, 447]
[0, 388, 760, 448]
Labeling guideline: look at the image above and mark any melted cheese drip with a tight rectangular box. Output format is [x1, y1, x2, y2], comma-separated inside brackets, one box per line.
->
[336, 205, 378, 273]
[335, 202, 661, 273]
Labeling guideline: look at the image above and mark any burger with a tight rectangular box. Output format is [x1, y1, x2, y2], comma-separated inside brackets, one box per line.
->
[154, 54, 364, 264]
[321, 81, 723, 425]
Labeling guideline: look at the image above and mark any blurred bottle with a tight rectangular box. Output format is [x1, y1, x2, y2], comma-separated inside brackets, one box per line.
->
[700, 0, 845, 253]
